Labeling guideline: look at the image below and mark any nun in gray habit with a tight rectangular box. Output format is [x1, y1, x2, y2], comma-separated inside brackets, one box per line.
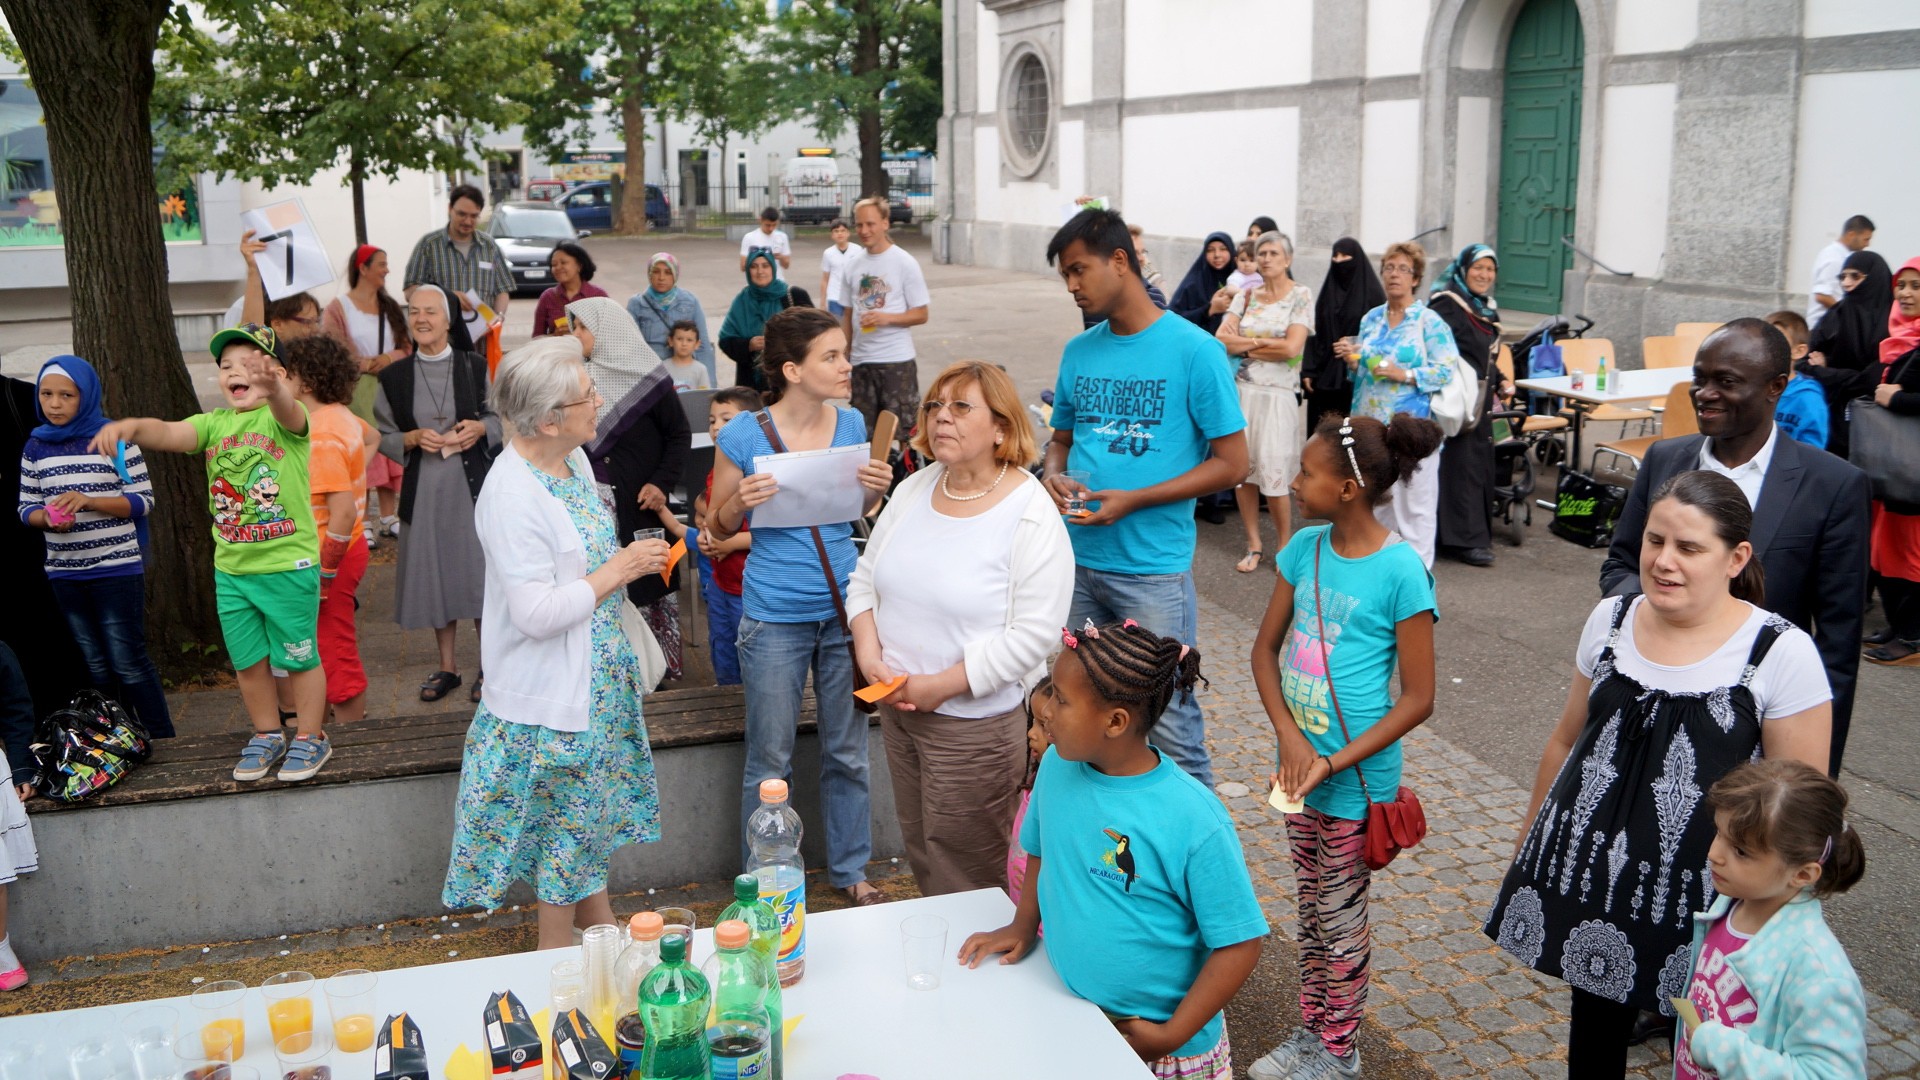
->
[375, 283, 502, 703]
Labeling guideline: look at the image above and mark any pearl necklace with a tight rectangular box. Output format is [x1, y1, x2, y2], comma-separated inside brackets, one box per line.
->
[941, 461, 1010, 502]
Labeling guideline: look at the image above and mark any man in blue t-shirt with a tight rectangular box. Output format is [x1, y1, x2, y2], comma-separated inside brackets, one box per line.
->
[1042, 209, 1249, 786]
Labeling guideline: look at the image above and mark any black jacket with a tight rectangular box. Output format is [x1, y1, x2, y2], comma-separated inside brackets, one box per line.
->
[603, 393, 691, 605]
[1599, 433, 1871, 770]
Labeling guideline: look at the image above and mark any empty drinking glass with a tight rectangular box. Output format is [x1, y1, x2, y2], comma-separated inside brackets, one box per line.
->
[900, 914, 948, 991]
[124, 1006, 180, 1080]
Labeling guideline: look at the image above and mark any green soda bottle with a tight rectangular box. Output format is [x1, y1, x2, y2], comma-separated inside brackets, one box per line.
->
[1596, 354, 1609, 392]
[703, 920, 780, 1080]
[719, 875, 781, 976]
[638, 935, 711, 1080]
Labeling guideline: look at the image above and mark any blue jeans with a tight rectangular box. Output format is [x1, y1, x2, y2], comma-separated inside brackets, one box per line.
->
[689, 532, 743, 685]
[736, 614, 871, 887]
[48, 574, 175, 738]
[1069, 567, 1211, 787]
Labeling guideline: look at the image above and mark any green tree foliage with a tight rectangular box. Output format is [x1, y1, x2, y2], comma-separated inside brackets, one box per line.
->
[517, 0, 762, 234]
[766, 0, 940, 199]
[154, 0, 578, 244]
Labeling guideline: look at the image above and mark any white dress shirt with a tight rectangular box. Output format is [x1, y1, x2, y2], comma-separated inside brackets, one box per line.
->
[1699, 423, 1778, 511]
[1807, 241, 1850, 328]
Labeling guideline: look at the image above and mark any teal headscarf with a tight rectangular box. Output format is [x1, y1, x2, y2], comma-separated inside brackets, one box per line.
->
[720, 250, 790, 342]
[1432, 243, 1499, 322]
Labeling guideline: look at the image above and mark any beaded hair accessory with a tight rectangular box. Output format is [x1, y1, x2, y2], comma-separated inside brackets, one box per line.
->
[1339, 419, 1367, 488]
[1820, 820, 1852, 865]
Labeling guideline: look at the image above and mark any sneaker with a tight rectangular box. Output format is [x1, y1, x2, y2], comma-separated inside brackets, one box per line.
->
[1289, 1042, 1361, 1080]
[278, 733, 333, 782]
[1248, 1029, 1319, 1080]
[233, 732, 288, 781]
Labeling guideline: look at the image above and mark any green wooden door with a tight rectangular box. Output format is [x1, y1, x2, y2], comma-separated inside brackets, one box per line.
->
[1495, 0, 1584, 313]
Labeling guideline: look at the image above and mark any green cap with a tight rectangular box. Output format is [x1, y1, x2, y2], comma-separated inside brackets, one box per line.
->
[734, 874, 758, 902]
[209, 322, 280, 361]
[660, 934, 686, 964]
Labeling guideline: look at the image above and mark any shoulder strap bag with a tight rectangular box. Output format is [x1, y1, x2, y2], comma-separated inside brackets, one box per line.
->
[1850, 351, 1920, 504]
[754, 410, 877, 713]
[1314, 534, 1427, 870]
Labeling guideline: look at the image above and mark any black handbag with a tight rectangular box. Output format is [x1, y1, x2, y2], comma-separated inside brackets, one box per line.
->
[1850, 353, 1920, 504]
[30, 690, 152, 803]
[1548, 469, 1628, 549]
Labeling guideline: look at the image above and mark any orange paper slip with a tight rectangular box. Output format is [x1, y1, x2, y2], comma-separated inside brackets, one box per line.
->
[660, 538, 687, 582]
[854, 675, 908, 703]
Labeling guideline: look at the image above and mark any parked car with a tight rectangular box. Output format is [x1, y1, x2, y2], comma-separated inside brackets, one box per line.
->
[526, 179, 567, 202]
[889, 192, 913, 226]
[779, 156, 843, 224]
[483, 201, 588, 296]
[556, 180, 670, 231]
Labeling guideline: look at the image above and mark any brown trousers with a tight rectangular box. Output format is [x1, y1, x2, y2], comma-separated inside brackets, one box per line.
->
[879, 701, 1028, 896]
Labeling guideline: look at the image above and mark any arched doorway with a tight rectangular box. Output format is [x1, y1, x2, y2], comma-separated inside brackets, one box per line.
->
[1493, 0, 1584, 312]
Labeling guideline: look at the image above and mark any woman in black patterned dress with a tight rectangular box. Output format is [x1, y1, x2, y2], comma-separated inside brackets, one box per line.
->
[1484, 471, 1833, 1080]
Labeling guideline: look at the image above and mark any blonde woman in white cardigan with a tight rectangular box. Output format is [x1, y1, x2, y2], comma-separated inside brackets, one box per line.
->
[848, 361, 1074, 895]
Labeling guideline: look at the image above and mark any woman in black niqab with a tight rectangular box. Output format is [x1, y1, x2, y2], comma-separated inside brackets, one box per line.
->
[1303, 237, 1385, 431]
[1804, 249, 1894, 457]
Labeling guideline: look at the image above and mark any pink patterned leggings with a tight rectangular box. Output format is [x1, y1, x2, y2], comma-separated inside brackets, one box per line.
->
[1287, 807, 1373, 1059]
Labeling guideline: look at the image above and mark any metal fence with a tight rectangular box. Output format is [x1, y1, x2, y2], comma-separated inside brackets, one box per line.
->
[535, 178, 937, 233]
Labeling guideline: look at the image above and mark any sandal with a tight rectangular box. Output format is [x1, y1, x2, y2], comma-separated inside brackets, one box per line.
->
[1235, 549, 1264, 574]
[1864, 639, 1920, 667]
[470, 673, 484, 703]
[840, 882, 884, 907]
[419, 670, 462, 702]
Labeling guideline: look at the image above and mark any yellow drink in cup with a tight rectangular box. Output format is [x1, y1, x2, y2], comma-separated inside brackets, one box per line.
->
[201, 1018, 246, 1060]
[334, 1014, 376, 1054]
[268, 993, 314, 1046]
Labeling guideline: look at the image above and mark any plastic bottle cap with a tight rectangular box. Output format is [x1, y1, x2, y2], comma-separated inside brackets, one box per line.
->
[758, 779, 789, 803]
[715, 920, 751, 950]
[734, 874, 760, 900]
[660, 935, 686, 963]
[628, 912, 665, 940]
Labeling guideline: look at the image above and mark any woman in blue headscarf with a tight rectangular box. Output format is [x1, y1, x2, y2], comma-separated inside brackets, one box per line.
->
[1170, 231, 1238, 335]
[17, 356, 174, 738]
[1427, 243, 1502, 567]
[719, 250, 802, 394]
[628, 252, 717, 384]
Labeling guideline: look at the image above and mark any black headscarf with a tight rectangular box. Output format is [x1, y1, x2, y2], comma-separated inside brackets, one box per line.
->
[1170, 231, 1236, 333]
[1808, 250, 1893, 371]
[1304, 238, 1387, 389]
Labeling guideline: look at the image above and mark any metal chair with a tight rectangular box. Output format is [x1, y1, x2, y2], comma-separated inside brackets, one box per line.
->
[1593, 383, 1696, 476]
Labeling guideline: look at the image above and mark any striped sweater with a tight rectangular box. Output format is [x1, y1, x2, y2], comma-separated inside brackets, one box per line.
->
[17, 437, 153, 579]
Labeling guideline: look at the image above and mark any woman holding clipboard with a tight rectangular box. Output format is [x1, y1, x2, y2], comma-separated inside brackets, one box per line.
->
[707, 306, 893, 906]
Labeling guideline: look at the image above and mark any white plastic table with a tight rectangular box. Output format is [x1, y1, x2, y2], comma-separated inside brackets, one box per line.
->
[1514, 367, 1690, 469]
[0, 888, 1153, 1080]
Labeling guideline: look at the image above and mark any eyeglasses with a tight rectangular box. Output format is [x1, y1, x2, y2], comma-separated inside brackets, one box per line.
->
[559, 382, 601, 410]
[1381, 264, 1418, 278]
[920, 398, 979, 419]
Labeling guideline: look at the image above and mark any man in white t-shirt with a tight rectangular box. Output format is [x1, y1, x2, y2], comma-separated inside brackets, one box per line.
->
[837, 196, 930, 446]
[1806, 214, 1874, 329]
[739, 207, 793, 281]
[820, 218, 860, 318]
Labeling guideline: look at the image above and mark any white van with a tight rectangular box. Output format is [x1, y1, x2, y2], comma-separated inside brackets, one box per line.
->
[779, 154, 842, 224]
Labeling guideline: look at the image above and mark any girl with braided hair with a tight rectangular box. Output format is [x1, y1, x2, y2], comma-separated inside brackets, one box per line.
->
[961, 620, 1268, 1080]
[1248, 412, 1440, 1080]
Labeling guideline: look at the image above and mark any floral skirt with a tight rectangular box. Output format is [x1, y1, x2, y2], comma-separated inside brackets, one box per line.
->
[442, 663, 661, 907]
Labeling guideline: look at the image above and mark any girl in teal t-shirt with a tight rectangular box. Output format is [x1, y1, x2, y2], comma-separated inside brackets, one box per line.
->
[1247, 412, 1441, 1080]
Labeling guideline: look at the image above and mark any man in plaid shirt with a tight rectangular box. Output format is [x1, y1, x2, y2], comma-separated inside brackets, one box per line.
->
[404, 183, 515, 339]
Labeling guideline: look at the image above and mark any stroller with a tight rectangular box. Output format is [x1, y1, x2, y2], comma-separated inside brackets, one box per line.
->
[1484, 408, 1536, 546]
[1503, 312, 1595, 468]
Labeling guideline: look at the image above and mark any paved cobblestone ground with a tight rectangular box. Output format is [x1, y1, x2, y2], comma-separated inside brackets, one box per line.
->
[1193, 593, 1920, 1080]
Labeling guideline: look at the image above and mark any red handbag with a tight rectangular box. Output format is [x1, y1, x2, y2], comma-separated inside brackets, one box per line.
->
[1314, 536, 1428, 871]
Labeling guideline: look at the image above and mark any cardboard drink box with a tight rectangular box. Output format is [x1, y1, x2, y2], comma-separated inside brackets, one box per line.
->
[484, 991, 544, 1080]
[375, 1013, 430, 1080]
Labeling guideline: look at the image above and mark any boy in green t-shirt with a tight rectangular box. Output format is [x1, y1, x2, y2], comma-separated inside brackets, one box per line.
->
[93, 323, 333, 783]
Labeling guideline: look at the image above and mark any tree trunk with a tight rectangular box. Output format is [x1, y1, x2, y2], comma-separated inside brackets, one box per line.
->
[1, 0, 222, 665]
[617, 90, 650, 235]
[350, 148, 368, 246]
[854, 2, 887, 198]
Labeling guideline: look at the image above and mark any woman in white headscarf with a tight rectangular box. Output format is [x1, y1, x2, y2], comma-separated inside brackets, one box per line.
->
[565, 296, 692, 681]
[375, 284, 502, 702]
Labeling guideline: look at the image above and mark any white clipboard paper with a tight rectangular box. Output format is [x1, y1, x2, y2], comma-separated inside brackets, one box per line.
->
[750, 443, 870, 529]
[240, 199, 334, 300]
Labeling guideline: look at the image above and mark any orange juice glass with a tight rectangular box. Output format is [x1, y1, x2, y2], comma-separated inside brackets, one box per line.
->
[261, 971, 316, 1049]
[324, 969, 381, 1056]
[190, 980, 248, 1061]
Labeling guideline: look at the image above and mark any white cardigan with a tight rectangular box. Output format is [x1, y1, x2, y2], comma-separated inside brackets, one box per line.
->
[474, 439, 604, 732]
[846, 464, 1074, 703]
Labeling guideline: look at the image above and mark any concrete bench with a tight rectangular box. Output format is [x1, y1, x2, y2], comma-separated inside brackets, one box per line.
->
[16, 685, 901, 963]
